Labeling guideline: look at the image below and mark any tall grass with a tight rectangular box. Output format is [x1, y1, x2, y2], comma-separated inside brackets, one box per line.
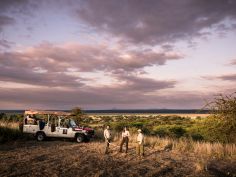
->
[145, 135, 235, 159]
[0, 121, 25, 143]
[104, 129, 236, 160]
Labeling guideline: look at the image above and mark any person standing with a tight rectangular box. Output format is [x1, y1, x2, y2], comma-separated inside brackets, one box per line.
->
[136, 129, 144, 157]
[104, 125, 111, 154]
[119, 127, 130, 153]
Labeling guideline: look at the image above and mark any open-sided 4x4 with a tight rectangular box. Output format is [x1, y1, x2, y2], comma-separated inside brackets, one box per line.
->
[21, 110, 94, 143]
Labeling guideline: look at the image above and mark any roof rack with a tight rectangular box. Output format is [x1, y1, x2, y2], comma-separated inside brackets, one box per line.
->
[24, 110, 71, 116]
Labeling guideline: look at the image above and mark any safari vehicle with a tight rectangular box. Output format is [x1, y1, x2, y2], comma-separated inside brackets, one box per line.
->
[22, 110, 94, 143]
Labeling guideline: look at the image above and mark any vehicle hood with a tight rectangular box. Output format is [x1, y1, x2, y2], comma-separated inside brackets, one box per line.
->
[73, 127, 93, 131]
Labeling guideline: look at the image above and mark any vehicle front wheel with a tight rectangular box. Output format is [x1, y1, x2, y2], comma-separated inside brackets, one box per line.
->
[76, 134, 84, 143]
[36, 132, 45, 141]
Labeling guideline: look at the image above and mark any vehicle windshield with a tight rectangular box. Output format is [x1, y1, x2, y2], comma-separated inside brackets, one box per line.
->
[69, 119, 77, 127]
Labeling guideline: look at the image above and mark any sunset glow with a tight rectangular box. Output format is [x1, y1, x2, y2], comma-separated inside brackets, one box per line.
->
[0, 0, 236, 109]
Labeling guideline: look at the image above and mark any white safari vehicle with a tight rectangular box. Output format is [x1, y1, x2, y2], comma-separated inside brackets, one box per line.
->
[22, 110, 94, 143]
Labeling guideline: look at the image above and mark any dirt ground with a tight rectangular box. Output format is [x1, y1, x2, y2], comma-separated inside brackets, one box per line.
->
[0, 140, 234, 177]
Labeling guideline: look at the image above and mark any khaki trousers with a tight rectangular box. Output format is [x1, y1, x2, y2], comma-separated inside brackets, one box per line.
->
[136, 143, 144, 156]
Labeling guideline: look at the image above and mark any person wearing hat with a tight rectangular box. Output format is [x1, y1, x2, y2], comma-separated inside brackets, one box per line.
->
[136, 129, 144, 157]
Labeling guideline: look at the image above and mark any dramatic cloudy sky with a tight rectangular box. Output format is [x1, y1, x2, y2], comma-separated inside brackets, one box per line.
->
[0, 0, 236, 110]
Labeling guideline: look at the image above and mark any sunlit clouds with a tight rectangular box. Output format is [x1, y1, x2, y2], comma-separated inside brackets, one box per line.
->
[0, 0, 236, 109]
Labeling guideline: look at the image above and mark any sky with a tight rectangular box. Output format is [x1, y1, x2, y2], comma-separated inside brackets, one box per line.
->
[0, 0, 236, 110]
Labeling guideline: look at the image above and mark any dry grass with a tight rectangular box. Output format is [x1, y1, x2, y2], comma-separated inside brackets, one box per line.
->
[0, 138, 235, 177]
[111, 133, 236, 160]
[0, 122, 235, 176]
[0, 120, 19, 129]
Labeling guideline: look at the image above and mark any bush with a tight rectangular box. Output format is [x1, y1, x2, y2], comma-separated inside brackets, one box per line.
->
[0, 113, 7, 121]
[153, 126, 169, 137]
[190, 133, 204, 141]
[204, 93, 236, 143]
[153, 125, 187, 138]
[111, 122, 127, 131]
[129, 122, 144, 128]
[169, 126, 186, 138]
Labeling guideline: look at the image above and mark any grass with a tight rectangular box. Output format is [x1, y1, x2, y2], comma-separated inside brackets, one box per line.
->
[0, 121, 30, 143]
[2, 119, 234, 161]
[0, 120, 235, 176]
[95, 127, 236, 160]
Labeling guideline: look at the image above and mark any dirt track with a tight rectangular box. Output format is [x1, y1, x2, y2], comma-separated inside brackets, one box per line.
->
[0, 140, 230, 177]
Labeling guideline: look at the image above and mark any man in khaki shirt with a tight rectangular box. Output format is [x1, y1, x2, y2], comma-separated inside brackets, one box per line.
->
[136, 129, 144, 157]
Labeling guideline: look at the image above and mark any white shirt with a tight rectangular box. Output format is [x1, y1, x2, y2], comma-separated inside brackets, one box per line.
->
[122, 130, 130, 138]
[104, 129, 111, 139]
[137, 133, 144, 144]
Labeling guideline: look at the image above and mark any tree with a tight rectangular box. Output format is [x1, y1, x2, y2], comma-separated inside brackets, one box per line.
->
[0, 113, 7, 121]
[71, 107, 85, 124]
[205, 93, 236, 143]
[71, 107, 84, 116]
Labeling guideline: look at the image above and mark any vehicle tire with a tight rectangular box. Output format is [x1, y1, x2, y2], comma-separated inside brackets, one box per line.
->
[36, 132, 45, 141]
[76, 134, 84, 143]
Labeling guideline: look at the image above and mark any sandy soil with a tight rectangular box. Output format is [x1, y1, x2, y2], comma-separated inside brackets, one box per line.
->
[0, 140, 231, 177]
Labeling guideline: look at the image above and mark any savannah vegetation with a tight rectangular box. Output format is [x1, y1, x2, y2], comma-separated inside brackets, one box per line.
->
[78, 93, 236, 144]
[0, 93, 235, 176]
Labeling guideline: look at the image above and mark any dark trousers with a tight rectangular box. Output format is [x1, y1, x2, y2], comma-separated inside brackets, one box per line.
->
[119, 137, 129, 153]
[105, 139, 111, 154]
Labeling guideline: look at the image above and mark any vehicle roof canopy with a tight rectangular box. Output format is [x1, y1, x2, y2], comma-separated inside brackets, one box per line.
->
[25, 110, 71, 116]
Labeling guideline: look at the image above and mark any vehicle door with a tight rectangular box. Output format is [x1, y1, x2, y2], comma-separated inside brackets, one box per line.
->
[23, 116, 39, 133]
[44, 115, 59, 137]
[57, 117, 72, 138]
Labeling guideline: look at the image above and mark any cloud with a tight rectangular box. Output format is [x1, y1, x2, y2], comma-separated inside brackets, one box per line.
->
[76, 0, 236, 45]
[0, 15, 15, 31]
[203, 73, 236, 82]
[0, 41, 181, 109]
[0, 0, 37, 31]
[0, 42, 182, 88]
[113, 74, 176, 92]
[218, 74, 236, 81]
[0, 65, 85, 87]
[0, 0, 28, 10]
[1, 43, 182, 72]
[0, 39, 14, 49]
[229, 59, 236, 65]
[0, 87, 209, 109]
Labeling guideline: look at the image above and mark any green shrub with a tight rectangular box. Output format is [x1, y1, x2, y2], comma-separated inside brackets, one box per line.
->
[190, 133, 204, 141]
[111, 122, 127, 131]
[129, 122, 144, 128]
[153, 125, 187, 138]
[169, 126, 186, 138]
[0, 113, 7, 121]
[153, 126, 169, 137]
[204, 93, 236, 143]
